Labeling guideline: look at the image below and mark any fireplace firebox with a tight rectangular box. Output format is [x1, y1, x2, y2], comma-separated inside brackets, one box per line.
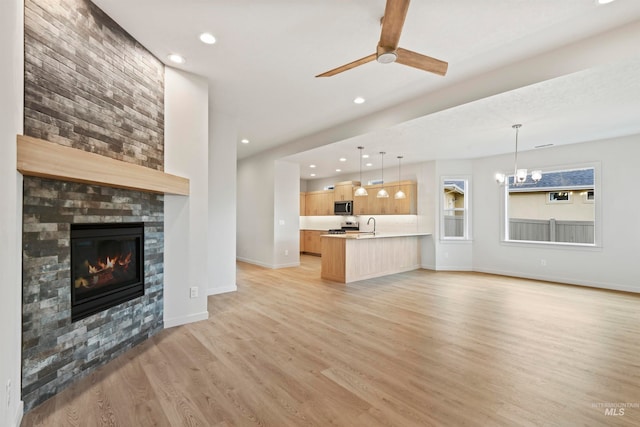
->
[70, 223, 144, 321]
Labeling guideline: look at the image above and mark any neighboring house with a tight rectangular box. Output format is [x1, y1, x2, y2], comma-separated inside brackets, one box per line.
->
[507, 168, 595, 243]
[443, 180, 466, 214]
[442, 180, 466, 238]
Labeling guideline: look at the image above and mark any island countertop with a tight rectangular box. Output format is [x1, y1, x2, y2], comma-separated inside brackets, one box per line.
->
[320, 232, 429, 283]
[321, 232, 431, 239]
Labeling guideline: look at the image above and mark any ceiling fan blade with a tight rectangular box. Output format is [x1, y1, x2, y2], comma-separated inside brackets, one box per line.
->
[396, 48, 448, 76]
[379, 0, 410, 50]
[316, 53, 377, 77]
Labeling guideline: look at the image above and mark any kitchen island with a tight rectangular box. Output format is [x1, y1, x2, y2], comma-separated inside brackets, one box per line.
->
[321, 232, 430, 283]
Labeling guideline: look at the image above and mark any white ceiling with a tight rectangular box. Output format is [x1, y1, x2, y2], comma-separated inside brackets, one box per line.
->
[93, 0, 640, 179]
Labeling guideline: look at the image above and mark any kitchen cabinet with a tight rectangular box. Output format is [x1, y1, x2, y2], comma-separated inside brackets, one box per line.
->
[366, 184, 390, 215]
[299, 230, 305, 252]
[386, 181, 417, 214]
[353, 193, 368, 215]
[300, 181, 416, 216]
[302, 230, 323, 255]
[305, 190, 333, 216]
[362, 180, 417, 215]
[300, 192, 306, 216]
[333, 181, 359, 201]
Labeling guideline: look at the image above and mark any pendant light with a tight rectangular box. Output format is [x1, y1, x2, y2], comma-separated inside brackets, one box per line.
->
[495, 124, 542, 185]
[377, 152, 389, 198]
[394, 156, 406, 199]
[354, 146, 368, 196]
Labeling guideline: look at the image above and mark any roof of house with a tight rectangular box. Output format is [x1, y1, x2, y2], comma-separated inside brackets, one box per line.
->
[508, 168, 594, 192]
[444, 180, 466, 193]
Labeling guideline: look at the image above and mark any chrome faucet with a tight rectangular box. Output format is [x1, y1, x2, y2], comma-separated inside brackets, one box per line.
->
[367, 217, 376, 235]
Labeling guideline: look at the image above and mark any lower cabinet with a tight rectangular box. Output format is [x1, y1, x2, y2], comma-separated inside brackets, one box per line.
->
[301, 230, 323, 255]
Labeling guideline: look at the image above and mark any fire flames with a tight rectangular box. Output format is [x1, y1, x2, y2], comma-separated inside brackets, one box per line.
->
[75, 251, 133, 289]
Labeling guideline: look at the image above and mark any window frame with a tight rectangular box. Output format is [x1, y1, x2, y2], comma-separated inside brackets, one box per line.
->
[501, 163, 601, 248]
[547, 191, 572, 204]
[441, 176, 471, 241]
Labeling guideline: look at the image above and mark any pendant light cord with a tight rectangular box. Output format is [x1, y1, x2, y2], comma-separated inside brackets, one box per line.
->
[358, 146, 363, 182]
[513, 124, 521, 180]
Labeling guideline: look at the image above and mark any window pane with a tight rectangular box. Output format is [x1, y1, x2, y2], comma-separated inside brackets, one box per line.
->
[443, 179, 467, 239]
[507, 168, 594, 244]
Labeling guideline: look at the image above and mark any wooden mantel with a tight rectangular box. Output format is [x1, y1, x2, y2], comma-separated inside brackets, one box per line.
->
[17, 135, 189, 195]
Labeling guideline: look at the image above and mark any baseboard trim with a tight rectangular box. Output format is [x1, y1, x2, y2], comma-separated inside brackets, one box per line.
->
[208, 285, 237, 296]
[273, 261, 300, 269]
[236, 256, 274, 269]
[236, 257, 300, 270]
[473, 267, 639, 294]
[13, 400, 23, 427]
[164, 311, 209, 329]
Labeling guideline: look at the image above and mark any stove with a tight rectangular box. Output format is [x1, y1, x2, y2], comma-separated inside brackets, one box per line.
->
[327, 221, 360, 234]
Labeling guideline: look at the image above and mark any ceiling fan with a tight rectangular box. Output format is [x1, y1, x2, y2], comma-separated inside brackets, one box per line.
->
[316, 0, 448, 78]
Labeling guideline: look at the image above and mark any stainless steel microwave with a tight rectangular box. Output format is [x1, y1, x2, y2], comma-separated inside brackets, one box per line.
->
[334, 200, 353, 215]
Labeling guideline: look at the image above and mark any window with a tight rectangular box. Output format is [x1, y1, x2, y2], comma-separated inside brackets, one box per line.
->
[505, 167, 595, 245]
[442, 178, 469, 240]
[585, 190, 595, 202]
[548, 191, 571, 203]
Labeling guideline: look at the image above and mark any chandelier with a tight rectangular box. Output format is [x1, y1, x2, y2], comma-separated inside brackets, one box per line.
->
[495, 124, 542, 185]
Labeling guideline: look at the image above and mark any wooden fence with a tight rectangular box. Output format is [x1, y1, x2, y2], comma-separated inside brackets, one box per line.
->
[443, 216, 464, 237]
[509, 218, 594, 244]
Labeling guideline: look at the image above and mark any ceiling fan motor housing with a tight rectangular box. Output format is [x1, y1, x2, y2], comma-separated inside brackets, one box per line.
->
[377, 48, 398, 64]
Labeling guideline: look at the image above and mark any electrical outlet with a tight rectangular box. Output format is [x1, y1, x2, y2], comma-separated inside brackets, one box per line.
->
[6, 379, 11, 407]
[284, 249, 289, 256]
[540, 259, 547, 266]
[190, 287, 198, 298]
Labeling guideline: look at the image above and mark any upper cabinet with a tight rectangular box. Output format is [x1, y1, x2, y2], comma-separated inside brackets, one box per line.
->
[305, 190, 333, 216]
[364, 180, 417, 215]
[301, 180, 416, 216]
[300, 192, 306, 216]
[353, 192, 369, 215]
[333, 181, 359, 201]
[386, 181, 417, 214]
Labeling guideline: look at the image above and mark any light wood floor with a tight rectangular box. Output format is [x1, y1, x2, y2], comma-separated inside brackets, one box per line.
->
[22, 256, 640, 426]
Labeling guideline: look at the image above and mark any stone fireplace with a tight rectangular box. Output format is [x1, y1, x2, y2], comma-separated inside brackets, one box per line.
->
[21, 178, 164, 410]
[22, 0, 167, 412]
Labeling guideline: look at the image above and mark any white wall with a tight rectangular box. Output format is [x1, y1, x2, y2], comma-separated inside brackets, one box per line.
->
[0, 0, 23, 424]
[416, 161, 437, 268]
[164, 67, 209, 327]
[208, 109, 238, 295]
[273, 160, 300, 267]
[473, 134, 640, 292]
[237, 153, 276, 267]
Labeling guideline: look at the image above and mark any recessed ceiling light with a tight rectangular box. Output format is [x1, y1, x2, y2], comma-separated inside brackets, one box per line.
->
[353, 97, 365, 104]
[366, 163, 373, 167]
[597, 0, 616, 4]
[309, 164, 316, 168]
[339, 158, 347, 162]
[310, 173, 316, 177]
[335, 169, 341, 172]
[240, 138, 250, 144]
[199, 33, 216, 44]
[168, 54, 185, 64]
[362, 154, 369, 159]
